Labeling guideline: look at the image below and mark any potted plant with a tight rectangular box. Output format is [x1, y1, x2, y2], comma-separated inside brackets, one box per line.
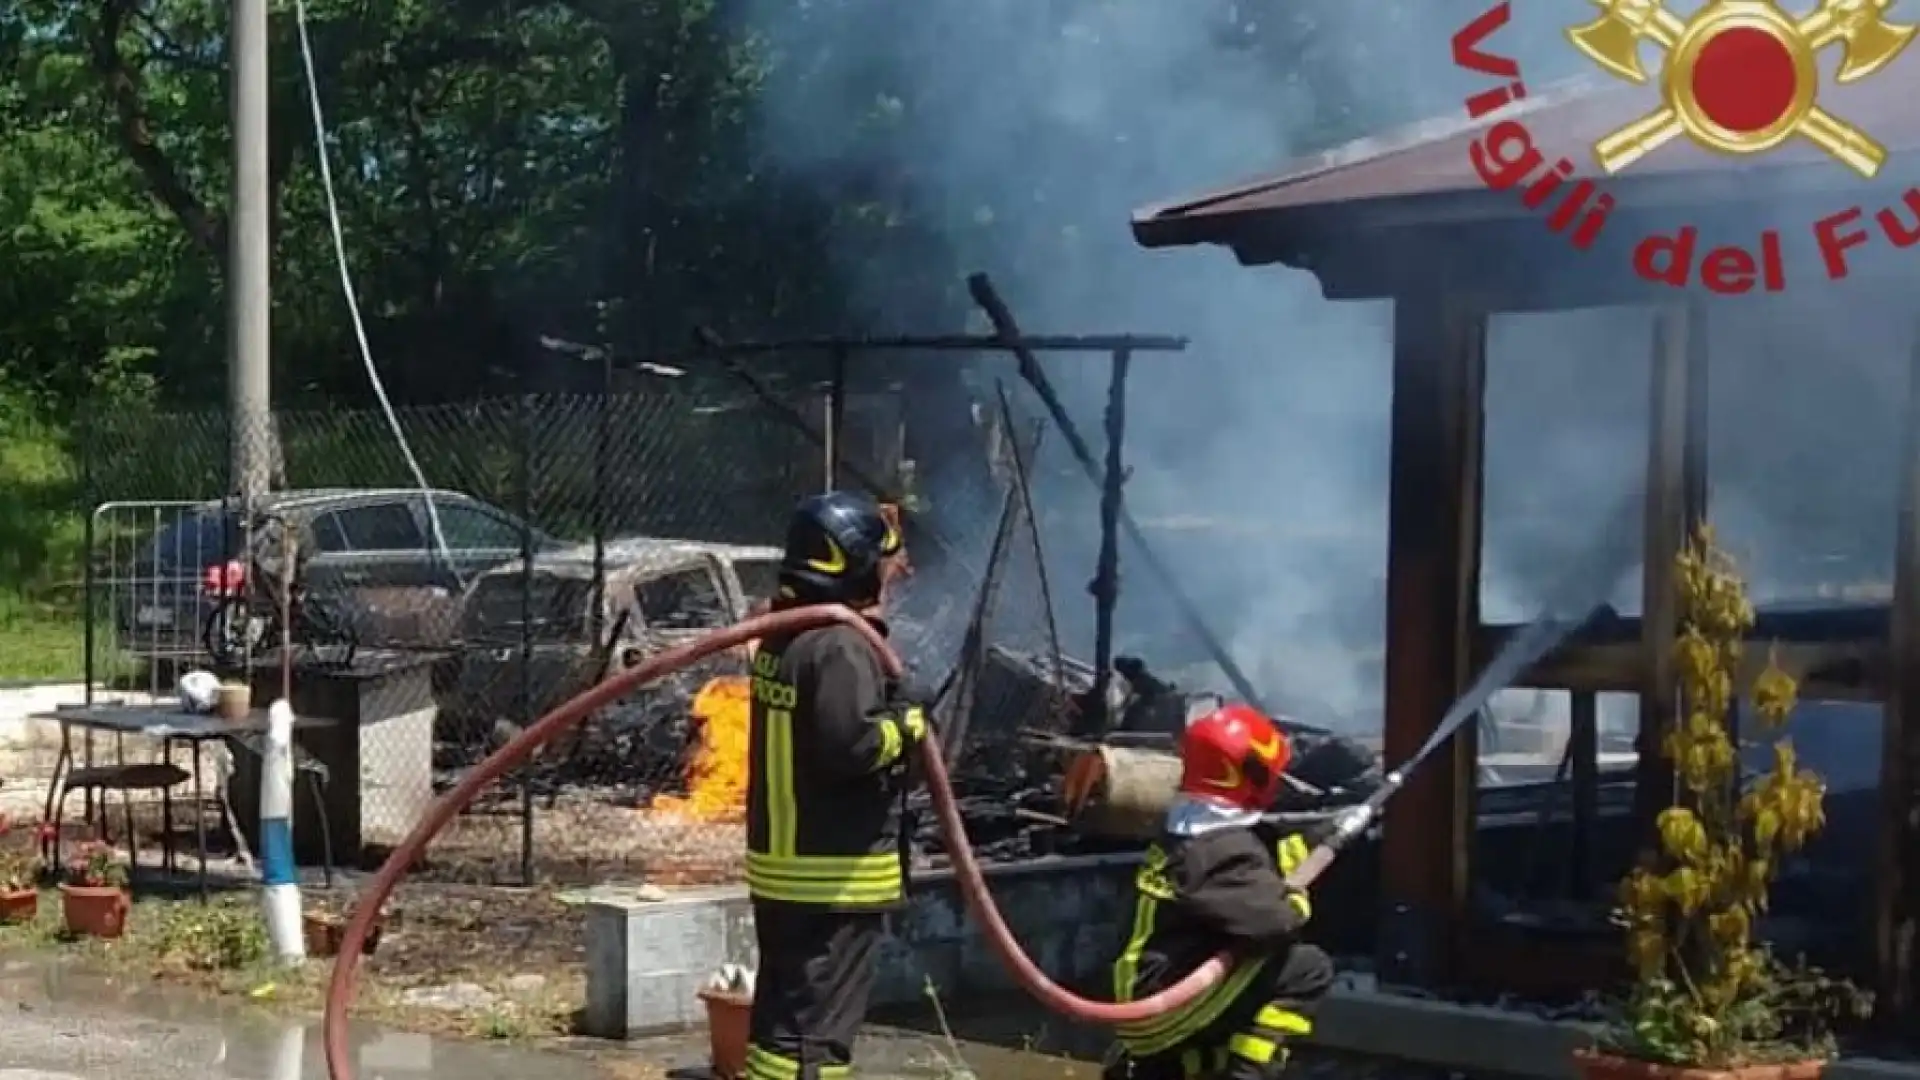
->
[61, 841, 130, 939]
[0, 817, 44, 924]
[697, 964, 755, 1080]
[302, 898, 384, 959]
[1579, 529, 1870, 1080]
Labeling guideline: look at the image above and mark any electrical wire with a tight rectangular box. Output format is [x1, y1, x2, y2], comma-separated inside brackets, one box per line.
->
[290, 0, 457, 578]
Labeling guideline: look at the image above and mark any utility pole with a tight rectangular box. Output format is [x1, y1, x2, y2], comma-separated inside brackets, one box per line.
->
[228, 0, 273, 504]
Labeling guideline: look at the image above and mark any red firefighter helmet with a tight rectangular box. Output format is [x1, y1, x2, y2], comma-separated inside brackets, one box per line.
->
[1177, 702, 1292, 811]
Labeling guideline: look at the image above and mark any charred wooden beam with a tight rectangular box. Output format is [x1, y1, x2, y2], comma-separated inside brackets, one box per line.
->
[966, 273, 1268, 713]
[1569, 690, 1598, 900]
[996, 383, 1066, 711]
[668, 332, 1187, 355]
[693, 326, 901, 502]
[1086, 349, 1132, 735]
[1876, 324, 1920, 1033]
[1377, 292, 1485, 988]
[825, 346, 848, 489]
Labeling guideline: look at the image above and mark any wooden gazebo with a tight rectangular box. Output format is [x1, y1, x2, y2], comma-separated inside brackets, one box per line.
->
[1130, 68, 1920, 1023]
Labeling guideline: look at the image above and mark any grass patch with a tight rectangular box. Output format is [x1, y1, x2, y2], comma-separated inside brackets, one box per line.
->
[0, 889, 581, 1042]
[0, 594, 85, 680]
[0, 404, 87, 682]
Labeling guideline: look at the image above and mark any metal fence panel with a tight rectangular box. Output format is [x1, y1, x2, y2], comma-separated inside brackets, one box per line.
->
[77, 388, 1075, 886]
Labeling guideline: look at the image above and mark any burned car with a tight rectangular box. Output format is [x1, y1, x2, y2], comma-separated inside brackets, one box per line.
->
[443, 537, 781, 735]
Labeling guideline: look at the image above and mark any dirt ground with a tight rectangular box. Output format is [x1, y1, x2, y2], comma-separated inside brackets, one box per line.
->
[0, 877, 593, 1040]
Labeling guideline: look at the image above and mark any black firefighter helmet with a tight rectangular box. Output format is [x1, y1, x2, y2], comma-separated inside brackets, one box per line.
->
[777, 490, 903, 604]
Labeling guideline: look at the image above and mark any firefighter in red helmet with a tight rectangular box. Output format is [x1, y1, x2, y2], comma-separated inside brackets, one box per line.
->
[1104, 703, 1335, 1080]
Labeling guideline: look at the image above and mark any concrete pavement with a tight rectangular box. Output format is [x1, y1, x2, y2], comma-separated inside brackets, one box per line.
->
[0, 958, 605, 1080]
[0, 954, 1093, 1080]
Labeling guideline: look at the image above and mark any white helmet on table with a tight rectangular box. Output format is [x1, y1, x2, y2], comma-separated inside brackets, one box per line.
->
[178, 669, 220, 714]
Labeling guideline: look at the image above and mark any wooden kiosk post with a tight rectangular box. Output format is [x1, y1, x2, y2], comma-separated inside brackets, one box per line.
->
[1375, 293, 1487, 987]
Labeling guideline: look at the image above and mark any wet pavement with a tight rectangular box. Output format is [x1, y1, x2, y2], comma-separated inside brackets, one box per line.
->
[0, 958, 601, 1080]
[0, 955, 1097, 1080]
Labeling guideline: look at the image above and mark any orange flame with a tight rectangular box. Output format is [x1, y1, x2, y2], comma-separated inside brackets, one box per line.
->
[654, 676, 751, 823]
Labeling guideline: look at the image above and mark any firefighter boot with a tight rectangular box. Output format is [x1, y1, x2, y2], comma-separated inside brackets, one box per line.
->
[1218, 1002, 1311, 1080]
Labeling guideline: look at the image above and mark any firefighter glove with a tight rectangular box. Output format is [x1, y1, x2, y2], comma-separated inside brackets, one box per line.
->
[1275, 833, 1310, 876]
[1284, 887, 1313, 924]
[872, 702, 930, 773]
[1276, 833, 1313, 923]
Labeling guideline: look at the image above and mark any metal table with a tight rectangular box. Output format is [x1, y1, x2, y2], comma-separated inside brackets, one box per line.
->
[36, 702, 334, 900]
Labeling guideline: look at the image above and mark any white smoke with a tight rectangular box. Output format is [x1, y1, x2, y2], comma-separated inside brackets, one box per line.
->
[732, 0, 1912, 749]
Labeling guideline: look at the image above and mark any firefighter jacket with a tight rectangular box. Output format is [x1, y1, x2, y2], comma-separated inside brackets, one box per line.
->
[745, 619, 921, 908]
[1109, 824, 1310, 1057]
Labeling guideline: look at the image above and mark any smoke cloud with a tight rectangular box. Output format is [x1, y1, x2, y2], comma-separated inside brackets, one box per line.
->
[734, 0, 1912, 757]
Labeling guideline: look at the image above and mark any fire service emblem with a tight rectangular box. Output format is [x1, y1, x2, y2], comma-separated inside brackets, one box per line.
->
[1452, 0, 1920, 293]
[1566, 0, 1915, 178]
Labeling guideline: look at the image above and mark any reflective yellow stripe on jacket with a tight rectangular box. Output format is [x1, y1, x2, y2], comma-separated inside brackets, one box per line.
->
[747, 702, 903, 905]
[1110, 848, 1267, 1057]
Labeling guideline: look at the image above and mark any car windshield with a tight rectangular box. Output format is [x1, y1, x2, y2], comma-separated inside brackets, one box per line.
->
[733, 557, 779, 606]
[461, 572, 592, 644]
[637, 565, 730, 630]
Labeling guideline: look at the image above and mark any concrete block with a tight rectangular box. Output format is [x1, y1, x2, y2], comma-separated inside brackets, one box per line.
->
[1313, 977, 1594, 1079]
[582, 888, 756, 1039]
[1833, 1060, 1920, 1080]
[581, 852, 1141, 1040]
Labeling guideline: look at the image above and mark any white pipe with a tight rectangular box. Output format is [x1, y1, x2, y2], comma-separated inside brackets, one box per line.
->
[268, 1023, 305, 1080]
[262, 698, 305, 960]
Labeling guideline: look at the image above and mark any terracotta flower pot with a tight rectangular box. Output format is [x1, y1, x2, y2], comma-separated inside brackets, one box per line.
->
[1574, 1048, 1826, 1080]
[302, 912, 382, 958]
[0, 888, 38, 924]
[698, 988, 752, 1080]
[59, 884, 129, 939]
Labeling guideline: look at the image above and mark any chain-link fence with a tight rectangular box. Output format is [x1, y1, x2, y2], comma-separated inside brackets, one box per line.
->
[70, 376, 1101, 885]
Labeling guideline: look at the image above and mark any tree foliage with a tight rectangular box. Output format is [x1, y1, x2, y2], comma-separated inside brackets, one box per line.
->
[0, 0, 1379, 420]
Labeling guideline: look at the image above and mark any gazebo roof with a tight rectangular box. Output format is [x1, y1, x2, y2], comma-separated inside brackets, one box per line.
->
[1132, 65, 1920, 270]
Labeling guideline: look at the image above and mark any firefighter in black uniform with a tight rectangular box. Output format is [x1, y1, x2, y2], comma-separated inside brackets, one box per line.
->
[1105, 702, 1335, 1080]
[744, 490, 925, 1080]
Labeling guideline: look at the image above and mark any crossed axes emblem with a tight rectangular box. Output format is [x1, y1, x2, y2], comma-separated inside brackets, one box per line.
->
[1567, 0, 1916, 177]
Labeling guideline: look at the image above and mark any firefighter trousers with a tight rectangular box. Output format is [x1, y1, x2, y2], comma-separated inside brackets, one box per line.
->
[1105, 942, 1334, 1080]
[746, 900, 887, 1079]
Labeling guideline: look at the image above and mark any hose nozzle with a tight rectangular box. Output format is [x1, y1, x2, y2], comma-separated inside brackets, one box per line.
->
[1327, 803, 1375, 849]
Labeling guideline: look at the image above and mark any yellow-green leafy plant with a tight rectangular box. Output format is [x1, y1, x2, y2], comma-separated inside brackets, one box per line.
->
[1606, 527, 1868, 1067]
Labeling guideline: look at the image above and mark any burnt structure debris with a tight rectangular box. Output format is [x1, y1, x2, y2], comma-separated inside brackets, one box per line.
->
[1128, 69, 1920, 1035]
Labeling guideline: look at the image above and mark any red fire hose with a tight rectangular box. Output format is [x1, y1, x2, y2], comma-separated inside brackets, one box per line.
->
[323, 604, 1246, 1079]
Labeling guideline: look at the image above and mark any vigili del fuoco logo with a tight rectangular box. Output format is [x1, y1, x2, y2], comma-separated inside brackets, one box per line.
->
[1452, 0, 1920, 293]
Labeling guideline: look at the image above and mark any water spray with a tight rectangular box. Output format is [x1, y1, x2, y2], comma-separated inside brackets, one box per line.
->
[1295, 603, 1612, 878]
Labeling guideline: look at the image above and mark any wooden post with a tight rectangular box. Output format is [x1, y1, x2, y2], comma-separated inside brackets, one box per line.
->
[1875, 323, 1920, 1032]
[1377, 293, 1485, 987]
[1633, 305, 1707, 843]
[1084, 349, 1132, 736]
[825, 347, 848, 490]
[1568, 690, 1599, 899]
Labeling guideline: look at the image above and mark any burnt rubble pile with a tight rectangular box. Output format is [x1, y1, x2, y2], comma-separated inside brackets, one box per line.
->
[432, 655, 743, 801]
[907, 646, 1387, 865]
[432, 635, 1382, 866]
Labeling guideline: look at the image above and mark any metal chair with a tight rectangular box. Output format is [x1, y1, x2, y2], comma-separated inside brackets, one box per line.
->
[48, 762, 190, 871]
